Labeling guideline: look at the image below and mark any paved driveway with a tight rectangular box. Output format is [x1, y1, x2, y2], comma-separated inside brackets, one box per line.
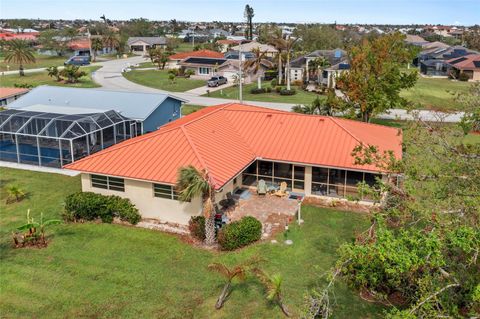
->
[92, 57, 464, 121]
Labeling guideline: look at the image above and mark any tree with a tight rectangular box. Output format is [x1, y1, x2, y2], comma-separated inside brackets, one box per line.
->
[13, 209, 61, 247]
[336, 33, 418, 122]
[308, 56, 330, 84]
[464, 28, 480, 51]
[148, 47, 169, 70]
[273, 37, 299, 91]
[243, 47, 267, 89]
[269, 32, 285, 85]
[254, 269, 291, 317]
[293, 25, 343, 52]
[176, 166, 217, 245]
[59, 65, 86, 83]
[90, 37, 103, 62]
[5, 185, 26, 204]
[306, 115, 480, 318]
[257, 24, 281, 43]
[38, 28, 77, 56]
[455, 83, 480, 133]
[102, 31, 120, 53]
[244, 5, 254, 40]
[292, 93, 341, 116]
[46, 66, 61, 82]
[3, 39, 36, 76]
[208, 257, 260, 309]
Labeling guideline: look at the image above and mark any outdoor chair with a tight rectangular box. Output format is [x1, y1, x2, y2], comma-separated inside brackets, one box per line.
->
[219, 192, 236, 210]
[257, 179, 267, 195]
[274, 182, 289, 197]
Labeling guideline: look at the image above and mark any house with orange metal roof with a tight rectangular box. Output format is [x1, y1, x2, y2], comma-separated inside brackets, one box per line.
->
[66, 103, 402, 225]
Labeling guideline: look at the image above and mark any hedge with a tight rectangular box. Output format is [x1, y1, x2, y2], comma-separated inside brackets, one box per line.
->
[189, 216, 206, 240]
[279, 88, 296, 95]
[250, 87, 266, 94]
[217, 216, 262, 250]
[63, 192, 141, 224]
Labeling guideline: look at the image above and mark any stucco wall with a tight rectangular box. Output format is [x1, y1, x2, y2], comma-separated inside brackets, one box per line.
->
[81, 174, 202, 225]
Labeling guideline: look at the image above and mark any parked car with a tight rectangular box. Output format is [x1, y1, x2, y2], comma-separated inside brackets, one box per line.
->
[64, 56, 90, 66]
[207, 76, 227, 87]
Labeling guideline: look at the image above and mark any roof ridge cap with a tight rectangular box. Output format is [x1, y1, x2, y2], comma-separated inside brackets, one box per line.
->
[179, 125, 220, 188]
[328, 116, 362, 144]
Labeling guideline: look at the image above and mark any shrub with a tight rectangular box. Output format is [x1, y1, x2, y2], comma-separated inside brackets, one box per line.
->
[280, 88, 296, 95]
[250, 87, 266, 94]
[271, 78, 278, 87]
[458, 72, 470, 82]
[185, 69, 195, 77]
[218, 216, 262, 250]
[168, 68, 179, 76]
[189, 216, 206, 240]
[275, 86, 282, 93]
[63, 192, 141, 224]
[265, 86, 272, 93]
[292, 80, 303, 86]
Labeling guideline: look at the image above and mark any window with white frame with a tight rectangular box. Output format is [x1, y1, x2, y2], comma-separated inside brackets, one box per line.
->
[198, 67, 210, 75]
[91, 174, 125, 192]
[153, 183, 179, 200]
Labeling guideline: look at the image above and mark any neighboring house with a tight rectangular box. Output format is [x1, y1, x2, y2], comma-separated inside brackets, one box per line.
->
[216, 39, 244, 53]
[167, 49, 224, 69]
[290, 49, 349, 87]
[178, 56, 272, 82]
[127, 37, 167, 55]
[447, 54, 480, 81]
[404, 34, 427, 45]
[0, 32, 38, 42]
[37, 37, 91, 57]
[0, 87, 29, 106]
[224, 50, 255, 60]
[418, 46, 478, 76]
[230, 41, 278, 57]
[66, 103, 402, 225]
[1, 86, 187, 168]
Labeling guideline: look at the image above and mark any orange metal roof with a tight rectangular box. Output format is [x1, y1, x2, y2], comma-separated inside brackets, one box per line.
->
[0, 87, 29, 99]
[66, 103, 403, 189]
[169, 49, 224, 60]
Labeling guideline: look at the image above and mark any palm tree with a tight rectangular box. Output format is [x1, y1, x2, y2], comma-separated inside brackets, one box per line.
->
[59, 65, 86, 83]
[90, 37, 103, 62]
[254, 269, 290, 317]
[208, 257, 260, 309]
[176, 165, 216, 245]
[244, 5, 254, 40]
[243, 48, 267, 89]
[270, 36, 298, 90]
[269, 30, 284, 85]
[3, 39, 36, 76]
[102, 32, 120, 53]
[309, 57, 331, 85]
[5, 185, 26, 204]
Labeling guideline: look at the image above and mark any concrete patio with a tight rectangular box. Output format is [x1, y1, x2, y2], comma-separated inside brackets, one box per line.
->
[225, 189, 301, 239]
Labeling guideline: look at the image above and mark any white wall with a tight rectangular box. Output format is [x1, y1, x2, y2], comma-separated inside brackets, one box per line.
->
[81, 174, 203, 225]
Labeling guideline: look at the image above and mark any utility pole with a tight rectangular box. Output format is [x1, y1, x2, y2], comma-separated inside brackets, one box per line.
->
[239, 42, 243, 104]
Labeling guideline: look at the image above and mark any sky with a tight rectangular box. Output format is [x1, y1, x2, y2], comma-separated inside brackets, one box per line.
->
[1, 0, 479, 25]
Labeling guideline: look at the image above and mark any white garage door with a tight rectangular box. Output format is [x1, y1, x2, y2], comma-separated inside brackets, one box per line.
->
[222, 71, 237, 81]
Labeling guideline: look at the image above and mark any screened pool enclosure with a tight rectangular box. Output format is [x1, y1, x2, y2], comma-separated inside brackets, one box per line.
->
[0, 109, 137, 167]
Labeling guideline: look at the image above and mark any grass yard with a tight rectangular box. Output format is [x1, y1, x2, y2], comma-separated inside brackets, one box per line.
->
[0, 66, 101, 88]
[182, 104, 205, 115]
[400, 77, 471, 112]
[123, 69, 205, 92]
[0, 168, 383, 318]
[0, 53, 67, 72]
[205, 83, 324, 105]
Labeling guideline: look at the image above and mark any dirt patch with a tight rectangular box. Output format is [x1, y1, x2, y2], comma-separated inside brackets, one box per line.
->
[302, 196, 379, 213]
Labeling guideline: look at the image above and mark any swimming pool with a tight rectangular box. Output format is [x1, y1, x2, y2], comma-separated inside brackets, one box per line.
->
[0, 141, 69, 166]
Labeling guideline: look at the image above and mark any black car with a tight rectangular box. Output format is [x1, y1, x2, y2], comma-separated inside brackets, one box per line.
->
[207, 76, 228, 87]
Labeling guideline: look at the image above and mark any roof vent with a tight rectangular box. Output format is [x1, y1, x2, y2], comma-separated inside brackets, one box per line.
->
[266, 114, 273, 118]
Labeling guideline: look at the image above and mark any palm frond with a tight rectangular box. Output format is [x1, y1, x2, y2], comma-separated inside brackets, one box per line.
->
[208, 262, 232, 279]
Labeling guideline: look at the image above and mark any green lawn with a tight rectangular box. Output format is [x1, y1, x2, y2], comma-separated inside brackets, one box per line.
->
[0, 53, 67, 72]
[0, 168, 383, 318]
[0, 66, 101, 88]
[123, 69, 206, 92]
[182, 104, 205, 115]
[400, 77, 471, 112]
[205, 83, 324, 105]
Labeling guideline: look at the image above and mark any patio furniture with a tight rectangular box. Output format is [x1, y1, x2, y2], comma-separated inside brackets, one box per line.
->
[257, 179, 267, 195]
[219, 192, 236, 210]
[274, 182, 289, 197]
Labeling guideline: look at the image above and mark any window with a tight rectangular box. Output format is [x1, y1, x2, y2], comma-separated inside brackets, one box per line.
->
[91, 174, 125, 192]
[153, 183, 179, 200]
[199, 67, 210, 75]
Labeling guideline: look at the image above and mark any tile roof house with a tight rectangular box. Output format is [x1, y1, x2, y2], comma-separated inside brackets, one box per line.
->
[167, 50, 225, 69]
[0, 87, 29, 106]
[447, 54, 480, 81]
[127, 37, 167, 55]
[230, 41, 278, 57]
[66, 103, 402, 225]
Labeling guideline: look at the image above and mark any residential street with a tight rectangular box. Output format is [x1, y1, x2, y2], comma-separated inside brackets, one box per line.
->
[93, 56, 464, 122]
